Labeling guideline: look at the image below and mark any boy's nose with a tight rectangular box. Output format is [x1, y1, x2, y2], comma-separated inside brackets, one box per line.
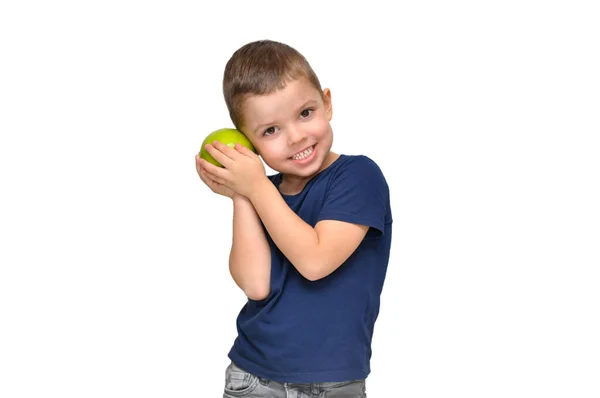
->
[287, 125, 306, 145]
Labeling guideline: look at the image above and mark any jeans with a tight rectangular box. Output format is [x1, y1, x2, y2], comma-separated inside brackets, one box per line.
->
[223, 361, 367, 398]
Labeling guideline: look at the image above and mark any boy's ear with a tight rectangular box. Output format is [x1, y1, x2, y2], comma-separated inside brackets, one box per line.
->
[322, 88, 333, 121]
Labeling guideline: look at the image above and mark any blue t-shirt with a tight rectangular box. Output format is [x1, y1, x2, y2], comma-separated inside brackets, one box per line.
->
[228, 154, 393, 383]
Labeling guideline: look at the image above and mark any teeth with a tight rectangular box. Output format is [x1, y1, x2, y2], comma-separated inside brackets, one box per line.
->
[293, 146, 314, 160]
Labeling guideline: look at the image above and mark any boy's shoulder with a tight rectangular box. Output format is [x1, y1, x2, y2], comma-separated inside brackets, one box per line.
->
[331, 154, 389, 186]
[332, 153, 384, 173]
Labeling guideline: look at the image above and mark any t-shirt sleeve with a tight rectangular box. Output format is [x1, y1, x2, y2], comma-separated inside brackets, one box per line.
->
[317, 156, 390, 237]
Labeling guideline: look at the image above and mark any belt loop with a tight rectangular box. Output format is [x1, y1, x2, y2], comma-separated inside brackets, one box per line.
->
[311, 382, 319, 397]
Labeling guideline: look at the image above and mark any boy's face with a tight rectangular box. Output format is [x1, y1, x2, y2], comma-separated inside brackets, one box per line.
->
[240, 77, 334, 183]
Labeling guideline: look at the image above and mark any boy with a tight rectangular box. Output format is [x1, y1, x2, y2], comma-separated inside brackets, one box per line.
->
[195, 40, 393, 397]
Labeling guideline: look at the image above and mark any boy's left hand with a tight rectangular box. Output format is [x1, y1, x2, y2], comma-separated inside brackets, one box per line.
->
[198, 141, 267, 199]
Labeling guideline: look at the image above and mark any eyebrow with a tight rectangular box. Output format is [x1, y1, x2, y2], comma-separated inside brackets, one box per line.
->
[253, 99, 318, 135]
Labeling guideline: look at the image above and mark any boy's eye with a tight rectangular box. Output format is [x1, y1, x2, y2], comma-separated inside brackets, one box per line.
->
[263, 126, 276, 136]
[300, 109, 313, 118]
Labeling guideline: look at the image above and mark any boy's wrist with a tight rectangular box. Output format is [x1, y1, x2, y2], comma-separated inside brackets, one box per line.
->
[247, 176, 273, 204]
[232, 192, 250, 203]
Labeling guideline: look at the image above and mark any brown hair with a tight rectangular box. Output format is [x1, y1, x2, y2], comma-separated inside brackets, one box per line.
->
[223, 40, 323, 130]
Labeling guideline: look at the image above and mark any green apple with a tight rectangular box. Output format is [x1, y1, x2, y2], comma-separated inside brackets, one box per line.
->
[199, 128, 256, 167]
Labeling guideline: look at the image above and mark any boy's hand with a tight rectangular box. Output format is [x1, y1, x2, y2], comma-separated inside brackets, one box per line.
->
[199, 141, 268, 199]
[195, 154, 235, 198]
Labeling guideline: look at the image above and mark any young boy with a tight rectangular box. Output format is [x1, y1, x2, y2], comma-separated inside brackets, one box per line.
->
[195, 40, 393, 397]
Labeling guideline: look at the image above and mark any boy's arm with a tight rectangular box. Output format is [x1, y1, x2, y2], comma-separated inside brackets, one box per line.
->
[229, 194, 271, 300]
[249, 180, 368, 282]
[195, 154, 271, 299]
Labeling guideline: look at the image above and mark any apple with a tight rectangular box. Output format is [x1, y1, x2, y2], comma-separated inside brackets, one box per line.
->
[199, 128, 256, 167]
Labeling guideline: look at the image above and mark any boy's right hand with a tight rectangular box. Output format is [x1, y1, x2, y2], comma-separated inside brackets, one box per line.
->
[195, 154, 234, 198]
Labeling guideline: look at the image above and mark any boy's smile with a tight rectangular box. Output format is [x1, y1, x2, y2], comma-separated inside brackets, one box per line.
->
[290, 144, 315, 163]
[240, 77, 338, 194]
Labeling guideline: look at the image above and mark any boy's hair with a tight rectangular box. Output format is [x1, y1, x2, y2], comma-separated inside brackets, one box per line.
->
[223, 40, 323, 130]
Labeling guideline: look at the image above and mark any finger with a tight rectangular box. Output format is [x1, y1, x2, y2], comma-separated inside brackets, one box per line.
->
[198, 156, 219, 174]
[200, 157, 229, 183]
[199, 168, 228, 193]
[195, 154, 203, 177]
[198, 168, 210, 185]
[197, 157, 214, 183]
[206, 172, 228, 188]
[234, 143, 257, 157]
[212, 140, 241, 157]
[206, 141, 238, 167]
[202, 144, 232, 168]
[197, 167, 215, 187]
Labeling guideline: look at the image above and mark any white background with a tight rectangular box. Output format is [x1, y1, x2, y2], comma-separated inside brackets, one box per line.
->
[1, 1, 599, 397]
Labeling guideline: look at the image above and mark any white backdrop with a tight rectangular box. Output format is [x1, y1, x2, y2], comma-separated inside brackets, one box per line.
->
[1, 1, 599, 397]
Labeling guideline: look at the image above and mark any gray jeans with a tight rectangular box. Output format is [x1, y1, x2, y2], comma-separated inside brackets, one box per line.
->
[223, 361, 367, 398]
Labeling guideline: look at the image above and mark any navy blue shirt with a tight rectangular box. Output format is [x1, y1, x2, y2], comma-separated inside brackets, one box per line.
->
[228, 154, 393, 383]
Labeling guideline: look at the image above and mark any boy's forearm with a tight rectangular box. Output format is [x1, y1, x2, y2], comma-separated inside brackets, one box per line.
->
[249, 179, 321, 280]
[229, 195, 271, 300]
